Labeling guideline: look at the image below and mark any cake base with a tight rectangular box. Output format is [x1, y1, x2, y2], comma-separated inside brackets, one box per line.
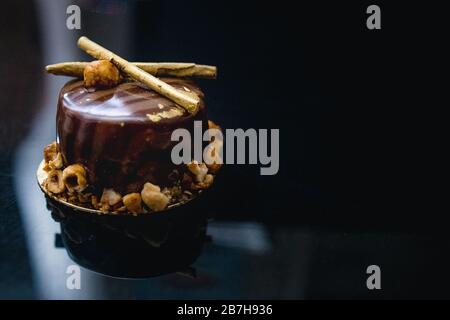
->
[46, 195, 208, 278]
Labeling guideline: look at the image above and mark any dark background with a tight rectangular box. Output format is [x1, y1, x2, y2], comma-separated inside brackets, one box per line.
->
[0, 0, 448, 299]
[131, 0, 446, 229]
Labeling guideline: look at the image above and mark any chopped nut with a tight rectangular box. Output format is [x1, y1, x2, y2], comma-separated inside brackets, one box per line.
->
[91, 195, 99, 209]
[181, 173, 193, 188]
[204, 140, 223, 174]
[141, 182, 169, 212]
[100, 203, 110, 212]
[100, 188, 122, 206]
[208, 120, 221, 131]
[49, 152, 63, 170]
[62, 164, 88, 193]
[207, 163, 222, 174]
[44, 141, 58, 162]
[43, 163, 51, 172]
[44, 142, 64, 171]
[192, 174, 214, 190]
[116, 206, 127, 213]
[77, 193, 91, 203]
[68, 194, 77, 203]
[83, 60, 122, 89]
[44, 170, 65, 194]
[187, 161, 208, 182]
[143, 182, 160, 193]
[123, 193, 143, 214]
[168, 169, 180, 182]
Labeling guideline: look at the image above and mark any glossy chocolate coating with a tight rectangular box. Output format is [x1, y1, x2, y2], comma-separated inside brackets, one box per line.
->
[57, 78, 207, 192]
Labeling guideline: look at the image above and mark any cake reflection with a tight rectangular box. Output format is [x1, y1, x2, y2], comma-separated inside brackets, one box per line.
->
[45, 196, 208, 279]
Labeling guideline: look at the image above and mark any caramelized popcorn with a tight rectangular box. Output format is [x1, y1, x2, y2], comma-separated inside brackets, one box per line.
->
[141, 182, 169, 212]
[123, 193, 143, 214]
[44, 170, 65, 194]
[83, 60, 121, 89]
[62, 164, 88, 193]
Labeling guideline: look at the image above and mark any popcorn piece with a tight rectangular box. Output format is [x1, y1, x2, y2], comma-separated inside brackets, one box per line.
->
[44, 170, 65, 194]
[83, 60, 122, 89]
[187, 161, 208, 182]
[141, 182, 169, 212]
[62, 164, 88, 193]
[123, 193, 143, 214]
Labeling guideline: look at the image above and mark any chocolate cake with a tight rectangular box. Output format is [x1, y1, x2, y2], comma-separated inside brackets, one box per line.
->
[57, 78, 207, 194]
[38, 36, 220, 214]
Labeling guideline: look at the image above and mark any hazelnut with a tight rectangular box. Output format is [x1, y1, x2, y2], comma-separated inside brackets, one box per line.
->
[141, 182, 169, 212]
[83, 60, 122, 89]
[204, 140, 223, 174]
[208, 120, 221, 131]
[62, 164, 88, 193]
[43, 142, 63, 170]
[44, 141, 58, 162]
[192, 174, 214, 190]
[123, 193, 143, 214]
[44, 170, 65, 194]
[77, 193, 91, 204]
[207, 163, 222, 174]
[49, 152, 63, 170]
[181, 173, 193, 188]
[100, 188, 122, 206]
[187, 161, 208, 182]
[91, 195, 99, 209]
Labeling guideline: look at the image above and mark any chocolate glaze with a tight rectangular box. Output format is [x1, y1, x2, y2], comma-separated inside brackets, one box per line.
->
[57, 78, 207, 193]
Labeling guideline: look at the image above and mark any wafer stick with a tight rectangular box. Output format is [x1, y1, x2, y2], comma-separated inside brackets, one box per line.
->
[46, 62, 217, 79]
[77, 36, 199, 114]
